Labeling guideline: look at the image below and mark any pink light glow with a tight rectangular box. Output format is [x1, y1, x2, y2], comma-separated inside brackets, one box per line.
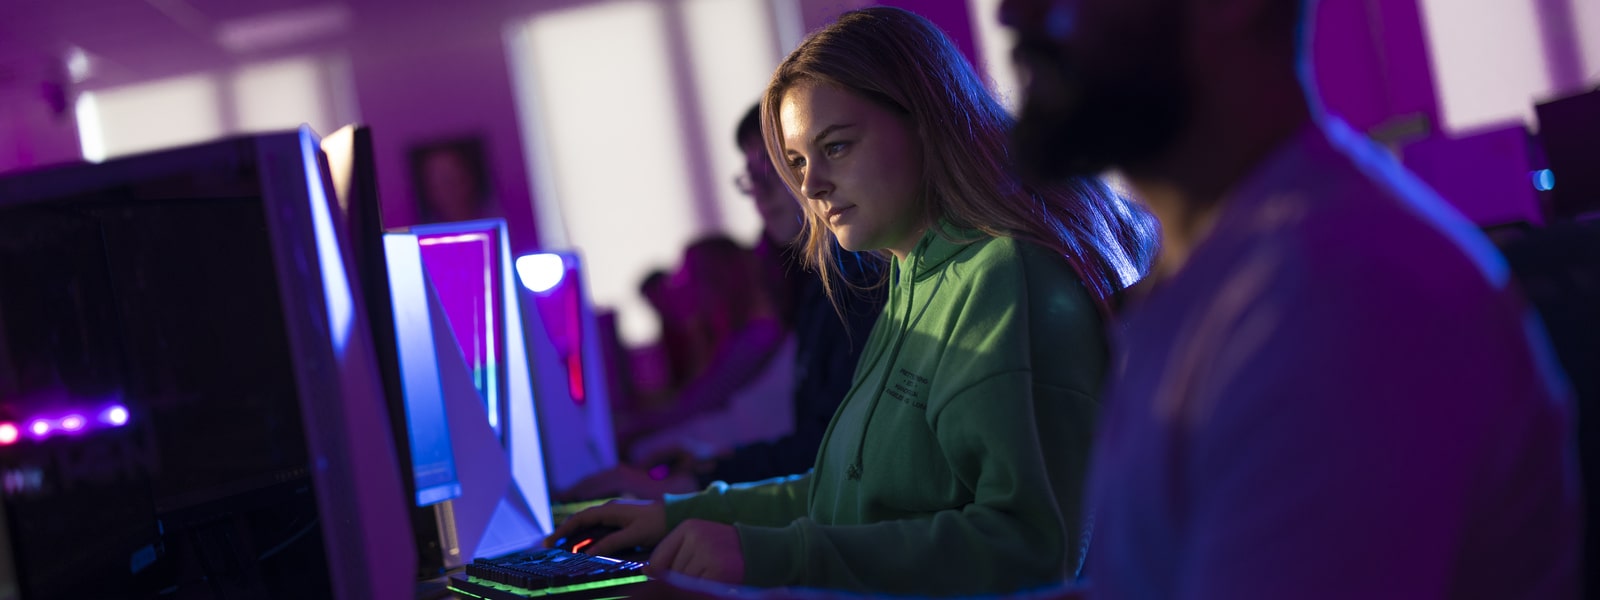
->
[29, 421, 50, 437]
[0, 424, 17, 445]
[418, 233, 490, 246]
[60, 415, 85, 431]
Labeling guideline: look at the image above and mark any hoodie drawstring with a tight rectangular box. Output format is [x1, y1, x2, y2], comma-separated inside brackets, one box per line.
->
[847, 245, 947, 481]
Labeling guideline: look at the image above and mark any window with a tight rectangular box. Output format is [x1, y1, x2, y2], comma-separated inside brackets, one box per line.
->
[1418, 0, 1598, 133]
[510, 0, 797, 345]
[77, 74, 223, 162]
[967, 0, 1021, 114]
[76, 55, 354, 162]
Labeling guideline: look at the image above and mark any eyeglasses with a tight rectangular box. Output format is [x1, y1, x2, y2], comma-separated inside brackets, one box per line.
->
[735, 163, 780, 196]
[734, 174, 758, 195]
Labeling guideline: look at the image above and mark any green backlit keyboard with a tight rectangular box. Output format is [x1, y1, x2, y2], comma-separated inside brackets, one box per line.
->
[448, 548, 646, 599]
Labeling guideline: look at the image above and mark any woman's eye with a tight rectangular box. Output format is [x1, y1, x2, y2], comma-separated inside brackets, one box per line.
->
[787, 156, 807, 170]
[824, 142, 849, 157]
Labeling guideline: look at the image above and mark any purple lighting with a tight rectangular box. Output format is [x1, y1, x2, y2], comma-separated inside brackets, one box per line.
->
[0, 403, 132, 447]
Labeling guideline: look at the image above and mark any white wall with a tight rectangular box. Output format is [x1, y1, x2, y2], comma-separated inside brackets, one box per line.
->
[75, 54, 352, 161]
[682, 0, 787, 246]
[1578, 0, 1600, 83]
[1420, 0, 1600, 134]
[966, 0, 1600, 135]
[510, 0, 798, 346]
[967, 0, 1020, 113]
[76, 74, 223, 162]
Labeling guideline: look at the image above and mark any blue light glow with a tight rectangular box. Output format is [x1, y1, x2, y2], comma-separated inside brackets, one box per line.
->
[516, 254, 566, 293]
[1531, 169, 1555, 192]
[300, 126, 354, 354]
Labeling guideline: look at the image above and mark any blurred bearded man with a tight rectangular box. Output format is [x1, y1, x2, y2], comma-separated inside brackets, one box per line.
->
[1000, 0, 1583, 597]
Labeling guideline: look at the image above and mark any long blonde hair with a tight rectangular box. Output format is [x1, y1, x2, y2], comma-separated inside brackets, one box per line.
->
[760, 6, 1157, 316]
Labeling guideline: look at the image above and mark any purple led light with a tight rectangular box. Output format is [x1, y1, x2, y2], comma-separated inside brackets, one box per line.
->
[60, 415, 85, 432]
[0, 404, 134, 447]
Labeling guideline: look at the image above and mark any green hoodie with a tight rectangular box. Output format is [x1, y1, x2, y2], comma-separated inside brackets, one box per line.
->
[663, 225, 1108, 596]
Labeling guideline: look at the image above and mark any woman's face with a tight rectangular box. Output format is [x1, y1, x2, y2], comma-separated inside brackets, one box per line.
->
[779, 82, 926, 260]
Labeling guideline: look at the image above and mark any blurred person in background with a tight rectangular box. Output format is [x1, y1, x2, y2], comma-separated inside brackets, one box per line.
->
[624, 269, 691, 407]
[1000, 0, 1582, 596]
[612, 235, 787, 446]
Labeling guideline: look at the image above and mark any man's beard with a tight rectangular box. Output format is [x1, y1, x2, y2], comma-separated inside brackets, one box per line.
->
[1010, 34, 1191, 183]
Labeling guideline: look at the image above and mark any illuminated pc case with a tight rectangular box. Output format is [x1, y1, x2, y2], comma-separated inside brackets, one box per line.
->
[401, 219, 624, 502]
[323, 127, 550, 576]
[0, 127, 414, 598]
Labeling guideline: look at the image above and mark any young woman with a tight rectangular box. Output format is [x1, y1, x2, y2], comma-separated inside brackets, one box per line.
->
[548, 7, 1155, 595]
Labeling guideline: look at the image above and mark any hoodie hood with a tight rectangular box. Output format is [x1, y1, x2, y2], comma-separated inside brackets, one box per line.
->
[896, 221, 982, 285]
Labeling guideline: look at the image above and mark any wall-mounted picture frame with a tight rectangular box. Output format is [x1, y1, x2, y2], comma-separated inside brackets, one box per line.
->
[408, 135, 495, 224]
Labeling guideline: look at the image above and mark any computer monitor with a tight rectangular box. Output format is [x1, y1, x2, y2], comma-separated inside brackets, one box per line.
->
[1535, 88, 1600, 220]
[394, 219, 554, 558]
[0, 127, 414, 598]
[385, 231, 547, 574]
[406, 227, 625, 495]
[322, 126, 475, 579]
[381, 240, 465, 507]
[376, 236, 467, 508]
[323, 126, 462, 511]
[324, 127, 554, 578]
[514, 251, 620, 492]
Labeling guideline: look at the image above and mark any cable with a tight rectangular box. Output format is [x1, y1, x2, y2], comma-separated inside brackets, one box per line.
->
[257, 517, 319, 562]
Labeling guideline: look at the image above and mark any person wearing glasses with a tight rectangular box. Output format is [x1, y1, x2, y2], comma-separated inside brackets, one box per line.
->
[559, 105, 884, 502]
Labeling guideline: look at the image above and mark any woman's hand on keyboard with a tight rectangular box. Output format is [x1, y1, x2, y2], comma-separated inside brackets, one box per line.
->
[545, 499, 668, 557]
[645, 519, 743, 584]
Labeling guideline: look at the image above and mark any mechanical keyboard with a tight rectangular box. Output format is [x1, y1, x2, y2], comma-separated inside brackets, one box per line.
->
[448, 547, 647, 599]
